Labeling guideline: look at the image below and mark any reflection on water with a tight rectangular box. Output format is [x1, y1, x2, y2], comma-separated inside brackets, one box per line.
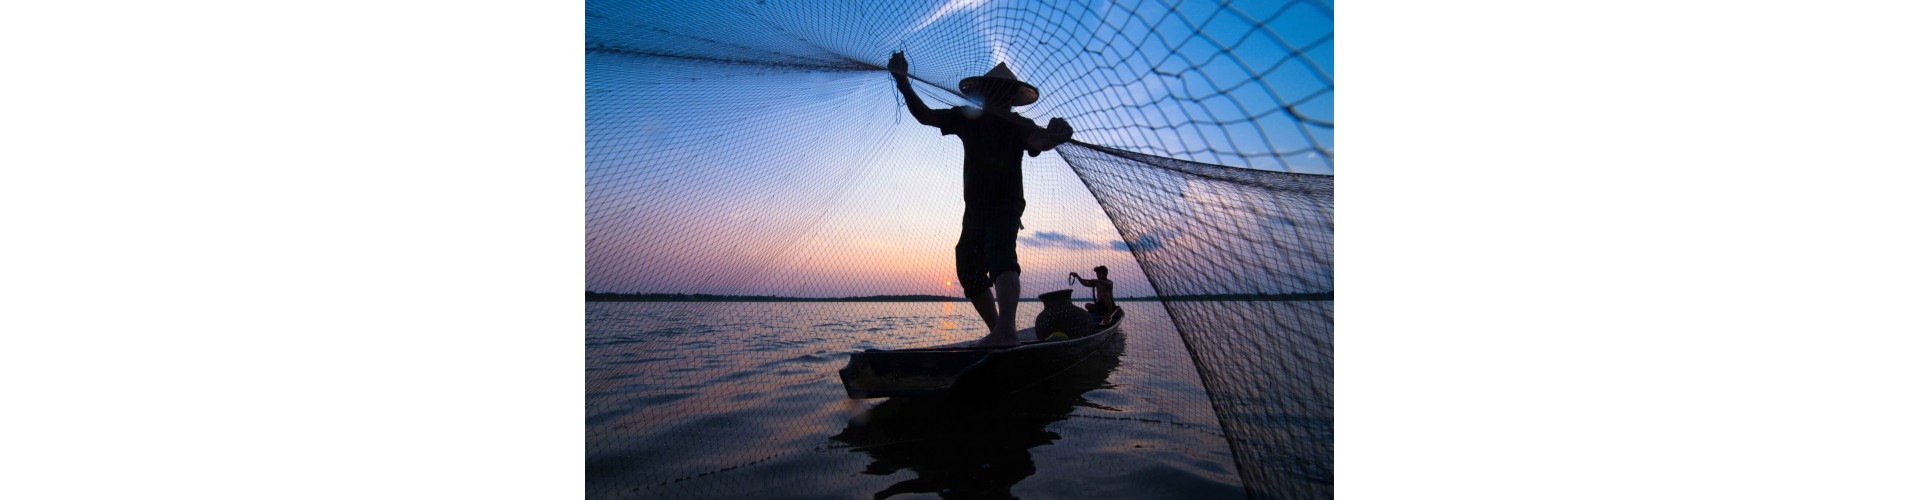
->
[586, 302, 1240, 499]
[833, 333, 1125, 498]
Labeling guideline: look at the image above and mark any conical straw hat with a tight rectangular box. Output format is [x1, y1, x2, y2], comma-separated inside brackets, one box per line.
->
[958, 62, 1040, 106]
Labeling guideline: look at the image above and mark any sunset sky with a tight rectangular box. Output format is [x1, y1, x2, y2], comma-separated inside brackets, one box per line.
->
[585, 0, 1330, 298]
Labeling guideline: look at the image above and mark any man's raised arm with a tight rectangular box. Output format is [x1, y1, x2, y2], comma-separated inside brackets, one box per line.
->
[889, 52, 938, 127]
[1070, 273, 1107, 288]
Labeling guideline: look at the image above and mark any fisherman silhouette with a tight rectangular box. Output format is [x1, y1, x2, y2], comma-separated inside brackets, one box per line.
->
[1070, 266, 1117, 327]
[890, 51, 1073, 347]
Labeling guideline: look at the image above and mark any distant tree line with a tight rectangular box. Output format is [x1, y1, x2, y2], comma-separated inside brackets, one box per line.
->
[585, 292, 966, 302]
[586, 291, 1332, 302]
[1116, 292, 1333, 301]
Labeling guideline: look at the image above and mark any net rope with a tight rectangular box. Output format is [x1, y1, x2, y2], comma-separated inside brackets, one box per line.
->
[587, 0, 1332, 497]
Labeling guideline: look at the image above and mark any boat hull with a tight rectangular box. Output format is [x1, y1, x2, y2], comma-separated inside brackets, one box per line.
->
[838, 307, 1125, 399]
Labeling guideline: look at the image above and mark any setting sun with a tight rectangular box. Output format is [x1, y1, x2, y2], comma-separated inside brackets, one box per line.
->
[944, 281, 953, 286]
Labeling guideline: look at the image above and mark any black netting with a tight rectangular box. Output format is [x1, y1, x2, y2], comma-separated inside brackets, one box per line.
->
[1058, 142, 1333, 497]
[587, 0, 1332, 497]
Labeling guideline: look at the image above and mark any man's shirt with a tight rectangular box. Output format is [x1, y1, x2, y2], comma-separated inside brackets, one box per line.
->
[932, 106, 1037, 207]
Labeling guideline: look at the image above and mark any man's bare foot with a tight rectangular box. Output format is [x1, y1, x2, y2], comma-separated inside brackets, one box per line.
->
[970, 330, 1020, 348]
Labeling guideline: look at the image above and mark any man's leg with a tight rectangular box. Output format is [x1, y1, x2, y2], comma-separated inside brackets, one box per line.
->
[955, 213, 997, 331]
[972, 204, 1023, 347]
[967, 289, 997, 330]
[987, 270, 1021, 344]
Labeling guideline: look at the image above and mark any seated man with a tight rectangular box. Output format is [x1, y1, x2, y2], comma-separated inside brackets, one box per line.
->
[1069, 266, 1116, 326]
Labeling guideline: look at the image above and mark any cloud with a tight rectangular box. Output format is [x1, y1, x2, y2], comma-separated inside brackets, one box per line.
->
[1110, 232, 1167, 252]
[1019, 231, 1102, 250]
[908, 0, 987, 33]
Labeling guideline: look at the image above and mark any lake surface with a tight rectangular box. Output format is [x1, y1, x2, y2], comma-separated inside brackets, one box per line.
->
[586, 301, 1243, 498]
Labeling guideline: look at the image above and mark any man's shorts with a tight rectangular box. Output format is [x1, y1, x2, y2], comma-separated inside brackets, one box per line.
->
[955, 203, 1023, 297]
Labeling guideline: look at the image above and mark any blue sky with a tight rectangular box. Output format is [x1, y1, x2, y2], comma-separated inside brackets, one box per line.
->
[586, 0, 1331, 297]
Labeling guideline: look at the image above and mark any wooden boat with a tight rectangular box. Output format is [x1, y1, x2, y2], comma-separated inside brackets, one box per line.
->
[838, 306, 1125, 399]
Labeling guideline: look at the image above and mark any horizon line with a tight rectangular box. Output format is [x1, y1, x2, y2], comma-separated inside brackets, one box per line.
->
[586, 291, 1333, 302]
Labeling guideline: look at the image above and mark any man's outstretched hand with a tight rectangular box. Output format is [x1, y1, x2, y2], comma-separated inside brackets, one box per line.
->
[888, 51, 908, 79]
[1024, 117, 1074, 155]
[1046, 117, 1074, 142]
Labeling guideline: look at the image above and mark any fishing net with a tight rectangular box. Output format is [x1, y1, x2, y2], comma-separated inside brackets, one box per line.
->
[1058, 141, 1333, 498]
[587, 0, 1332, 497]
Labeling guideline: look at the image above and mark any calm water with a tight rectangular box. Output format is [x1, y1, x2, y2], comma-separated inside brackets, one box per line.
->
[586, 301, 1243, 498]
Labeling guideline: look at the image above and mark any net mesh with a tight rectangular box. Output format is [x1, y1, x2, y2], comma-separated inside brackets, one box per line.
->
[587, 0, 1332, 497]
[1058, 141, 1333, 497]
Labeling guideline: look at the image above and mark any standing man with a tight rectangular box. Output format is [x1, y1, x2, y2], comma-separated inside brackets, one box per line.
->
[889, 51, 1073, 347]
